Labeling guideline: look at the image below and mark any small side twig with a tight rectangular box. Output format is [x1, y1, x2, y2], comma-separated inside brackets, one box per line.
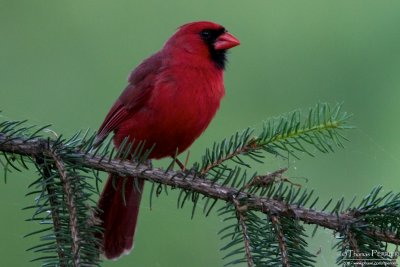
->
[49, 149, 81, 267]
[271, 215, 290, 267]
[233, 198, 253, 267]
[35, 156, 66, 267]
[243, 168, 289, 191]
[346, 230, 362, 264]
[200, 139, 257, 175]
[391, 245, 399, 263]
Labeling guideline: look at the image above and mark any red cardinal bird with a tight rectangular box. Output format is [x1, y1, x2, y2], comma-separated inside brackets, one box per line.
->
[95, 21, 239, 259]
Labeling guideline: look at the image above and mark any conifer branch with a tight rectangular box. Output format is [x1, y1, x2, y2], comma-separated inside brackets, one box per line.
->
[347, 230, 361, 262]
[1, 134, 399, 246]
[2, 103, 399, 267]
[233, 198, 253, 267]
[49, 150, 81, 267]
[35, 156, 67, 266]
[199, 103, 352, 176]
[270, 216, 290, 267]
[200, 138, 255, 174]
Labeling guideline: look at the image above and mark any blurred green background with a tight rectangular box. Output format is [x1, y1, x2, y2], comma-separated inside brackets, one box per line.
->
[1, 0, 400, 266]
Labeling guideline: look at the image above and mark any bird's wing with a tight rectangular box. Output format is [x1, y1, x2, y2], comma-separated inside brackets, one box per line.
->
[94, 52, 163, 146]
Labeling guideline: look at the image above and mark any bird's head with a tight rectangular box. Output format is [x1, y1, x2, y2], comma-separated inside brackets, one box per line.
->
[165, 21, 240, 69]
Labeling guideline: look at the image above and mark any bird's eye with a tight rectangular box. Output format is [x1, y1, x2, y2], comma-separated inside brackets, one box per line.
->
[200, 30, 212, 39]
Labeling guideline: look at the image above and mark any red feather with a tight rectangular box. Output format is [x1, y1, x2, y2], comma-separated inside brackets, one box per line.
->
[94, 53, 163, 146]
[98, 176, 144, 259]
[96, 21, 239, 259]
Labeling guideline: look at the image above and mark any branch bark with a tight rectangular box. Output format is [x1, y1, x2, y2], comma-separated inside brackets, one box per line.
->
[1, 133, 399, 246]
[35, 156, 67, 267]
[233, 198, 254, 267]
[49, 150, 81, 267]
[271, 216, 290, 267]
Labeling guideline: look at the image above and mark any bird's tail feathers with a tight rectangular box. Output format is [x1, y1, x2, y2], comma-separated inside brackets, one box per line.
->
[97, 174, 144, 259]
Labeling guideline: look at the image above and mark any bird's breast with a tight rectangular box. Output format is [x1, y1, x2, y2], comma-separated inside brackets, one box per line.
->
[117, 67, 225, 159]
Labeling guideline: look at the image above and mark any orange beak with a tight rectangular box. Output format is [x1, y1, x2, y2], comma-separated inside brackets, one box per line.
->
[214, 32, 240, 50]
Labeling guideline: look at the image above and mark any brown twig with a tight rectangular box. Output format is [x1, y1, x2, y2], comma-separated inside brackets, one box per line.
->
[232, 198, 253, 267]
[347, 230, 361, 262]
[271, 215, 290, 267]
[200, 139, 257, 175]
[34, 156, 67, 267]
[391, 245, 399, 263]
[183, 150, 190, 171]
[243, 168, 288, 190]
[49, 150, 81, 267]
[1, 135, 400, 246]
